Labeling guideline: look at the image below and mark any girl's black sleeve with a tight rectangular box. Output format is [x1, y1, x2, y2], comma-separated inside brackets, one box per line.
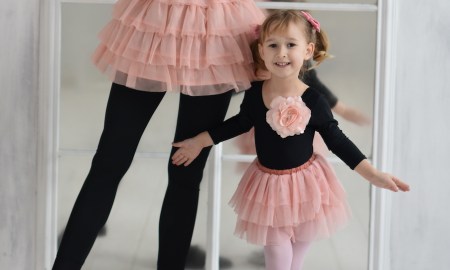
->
[311, 94, 366, 169]
[208, 89, 254, 144]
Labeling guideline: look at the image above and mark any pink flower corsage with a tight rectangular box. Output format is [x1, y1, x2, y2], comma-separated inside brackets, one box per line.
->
[266, 96, 311, 138]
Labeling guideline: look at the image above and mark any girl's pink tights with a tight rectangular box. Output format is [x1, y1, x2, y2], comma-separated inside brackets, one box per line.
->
[264, 230, 312, 270]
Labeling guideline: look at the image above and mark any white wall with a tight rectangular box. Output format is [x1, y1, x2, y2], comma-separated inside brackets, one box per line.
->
[0, 0, 39, 269]
[389, 0, 450, 269]
[1, 0, 450, 269]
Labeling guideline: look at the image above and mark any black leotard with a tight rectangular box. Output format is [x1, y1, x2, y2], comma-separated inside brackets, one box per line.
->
[209, 81, 366, 170]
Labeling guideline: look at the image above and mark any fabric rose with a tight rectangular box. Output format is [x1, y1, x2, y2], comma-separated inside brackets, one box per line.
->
[266, 96, 311, 138]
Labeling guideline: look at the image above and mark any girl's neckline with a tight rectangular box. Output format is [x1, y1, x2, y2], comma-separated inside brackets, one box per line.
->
[260, 80, 310, 110]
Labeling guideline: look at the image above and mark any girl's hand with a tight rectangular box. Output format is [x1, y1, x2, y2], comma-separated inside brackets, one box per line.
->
[172, 139, 203, 166]
[171, 132, 214, 166]
[355, 159, 410, 192]
[367, 171, 410, 192]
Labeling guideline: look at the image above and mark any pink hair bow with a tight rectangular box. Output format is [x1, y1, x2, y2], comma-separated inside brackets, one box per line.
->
[300, 11, 321, 33]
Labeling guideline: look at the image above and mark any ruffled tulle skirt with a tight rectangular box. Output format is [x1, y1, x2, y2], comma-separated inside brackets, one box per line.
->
[92, 0, 265, 96]
[229, 154, 351, 245]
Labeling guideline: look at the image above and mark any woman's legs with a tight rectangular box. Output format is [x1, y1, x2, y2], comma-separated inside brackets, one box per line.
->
[53, 83, 165, 270]
[157, 91, 232, 270]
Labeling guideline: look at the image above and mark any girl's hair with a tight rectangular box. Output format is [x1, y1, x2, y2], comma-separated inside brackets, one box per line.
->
[252, 10, 331, 76]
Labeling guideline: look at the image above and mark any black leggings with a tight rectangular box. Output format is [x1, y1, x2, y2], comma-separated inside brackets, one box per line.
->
[53, 83, 232, 270]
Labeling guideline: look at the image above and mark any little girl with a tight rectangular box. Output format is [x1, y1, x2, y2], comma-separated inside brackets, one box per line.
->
[171, 10, 410, 270]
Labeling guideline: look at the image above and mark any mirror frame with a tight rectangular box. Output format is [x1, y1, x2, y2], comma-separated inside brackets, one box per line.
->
[37, 1, 399, 269]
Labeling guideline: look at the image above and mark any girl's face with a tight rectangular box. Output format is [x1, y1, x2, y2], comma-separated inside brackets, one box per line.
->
[258, 22, 314, 80]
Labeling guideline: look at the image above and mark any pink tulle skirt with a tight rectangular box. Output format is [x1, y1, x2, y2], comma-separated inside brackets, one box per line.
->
[229, 154, 351, 245]
[92, 0, 265, 96]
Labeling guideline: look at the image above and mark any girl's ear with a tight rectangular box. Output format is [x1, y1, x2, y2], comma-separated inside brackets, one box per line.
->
[305, 42, 315, 60]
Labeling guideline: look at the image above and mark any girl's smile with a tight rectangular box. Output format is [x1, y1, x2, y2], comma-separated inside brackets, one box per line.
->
[274, 61, 290, 67]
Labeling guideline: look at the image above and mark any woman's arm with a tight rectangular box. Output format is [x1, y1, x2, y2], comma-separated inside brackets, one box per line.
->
[332, 101, 371, 126]
[304, 68, 370, 126]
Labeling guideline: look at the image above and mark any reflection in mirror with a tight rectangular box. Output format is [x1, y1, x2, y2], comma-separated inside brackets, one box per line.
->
[59, 2, 374, 269]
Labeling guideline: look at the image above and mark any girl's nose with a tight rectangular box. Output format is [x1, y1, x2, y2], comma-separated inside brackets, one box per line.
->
[277, 47, 287, 58]
[277, 52, 287, 59]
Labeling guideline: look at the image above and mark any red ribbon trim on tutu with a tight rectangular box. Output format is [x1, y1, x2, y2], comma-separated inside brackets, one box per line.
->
[256, 155, 316, 175]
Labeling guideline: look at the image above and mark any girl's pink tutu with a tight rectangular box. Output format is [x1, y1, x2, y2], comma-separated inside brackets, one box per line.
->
[92, 0, 265, 96]
[229, 154, 351, 245]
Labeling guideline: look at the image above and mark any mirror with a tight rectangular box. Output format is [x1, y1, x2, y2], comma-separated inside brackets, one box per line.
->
[58, 2, 375, 269]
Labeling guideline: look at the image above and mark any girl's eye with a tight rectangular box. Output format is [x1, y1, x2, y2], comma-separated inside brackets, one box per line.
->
[287, 43, 297, 48]
[268, 43, 277, 48]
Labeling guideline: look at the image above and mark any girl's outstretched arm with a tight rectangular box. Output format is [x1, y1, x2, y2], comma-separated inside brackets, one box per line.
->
[354, 159, 410, 192]
[172, 131, 214, 166]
